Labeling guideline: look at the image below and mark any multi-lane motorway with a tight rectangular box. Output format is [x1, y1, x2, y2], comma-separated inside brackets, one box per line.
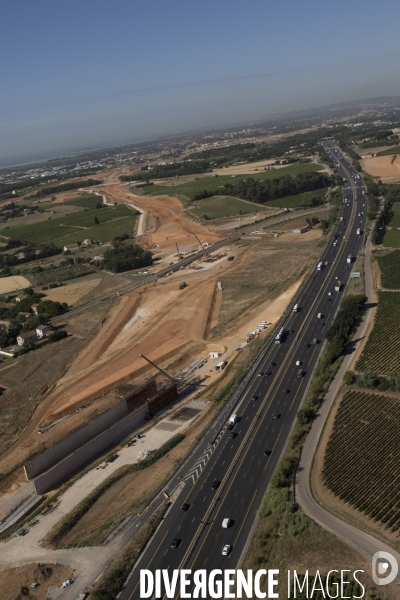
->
[120, 139, 367, 599]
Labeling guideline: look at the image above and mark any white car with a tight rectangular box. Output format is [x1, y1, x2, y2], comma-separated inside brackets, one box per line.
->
[62, 579, 73, 588]
[222, 544, 232, 556]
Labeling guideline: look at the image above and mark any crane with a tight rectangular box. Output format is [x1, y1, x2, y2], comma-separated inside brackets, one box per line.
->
[140, 354, 177, 382]
[193, 231, 209, 258]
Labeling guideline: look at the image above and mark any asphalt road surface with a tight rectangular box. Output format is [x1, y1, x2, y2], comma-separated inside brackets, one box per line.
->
[120, 139, 368, 600]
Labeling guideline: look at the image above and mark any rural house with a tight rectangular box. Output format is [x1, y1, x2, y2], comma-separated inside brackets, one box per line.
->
[31, 303, 40, 315]
[36, 325, 53, 339]
[17, 331, 38, 347]
[15, 294, 28, 303]
[292, 226, 309, 234]
[81, 238, 92, 246]
[63, 244, 80, 252]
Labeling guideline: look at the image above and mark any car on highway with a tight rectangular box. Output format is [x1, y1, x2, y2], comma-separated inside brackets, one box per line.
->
[270, 361, 276, 367]
[264, 450, 272, 456]
[229, 432, 237, 439]
[297, 369, 303, 377]
[211, 480, 220, 490]
[305, 342, 311, 347]
[171, 539, 181, 548]
[63, 579, 73, 588]
[273, 413, 281, 419]
[181, 503, 190, 512]
[312, 338, 319, 344]
[258, 372, 263, 377]
[251, 395, 258, 402]
[283, 388, 290, 394]
[222, 544, 232, 556]
[222, 518, 232, 528]
[265, 370, 271, 376]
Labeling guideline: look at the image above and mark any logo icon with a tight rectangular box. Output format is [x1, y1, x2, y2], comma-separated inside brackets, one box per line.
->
[372, 551, 398, 585]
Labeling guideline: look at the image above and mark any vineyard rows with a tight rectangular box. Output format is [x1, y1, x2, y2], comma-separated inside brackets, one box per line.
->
[355, 291, 400, 373]
[377, 250, 400, 289]
[1, 205, 132, 243]
[323, 390, 400, 532]
[388, 203, 400, 228]
[54, 216, 137, 246]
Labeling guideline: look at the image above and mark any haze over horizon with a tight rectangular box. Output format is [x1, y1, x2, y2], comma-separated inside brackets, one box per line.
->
[2, 0, 400, 165]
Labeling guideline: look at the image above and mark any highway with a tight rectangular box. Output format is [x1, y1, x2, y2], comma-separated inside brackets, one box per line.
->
[120, 139, 367, 599]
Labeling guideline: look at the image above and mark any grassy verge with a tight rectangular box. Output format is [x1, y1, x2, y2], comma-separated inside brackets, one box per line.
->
[45, 434, 184, 548]
[89, 504, 168, 600]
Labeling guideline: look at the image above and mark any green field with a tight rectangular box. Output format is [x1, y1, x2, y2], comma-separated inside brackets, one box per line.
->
[142, 163, 323, 200]
[0, 205, 137, 245]
[388, 203, 400, 227]
[266, 187, 328, 208]
[378, 145, 400, 156]
[187, 196, 266, 220]
[383, 228, 400, 248]
[377, 249, 400, 288]
[323, 390, 400, 532]
[356, 291, 400, 373]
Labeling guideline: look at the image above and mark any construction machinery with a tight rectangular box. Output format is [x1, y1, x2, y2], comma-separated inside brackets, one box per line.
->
[192, 231, 209, 258]
[140, 354, 177, 382]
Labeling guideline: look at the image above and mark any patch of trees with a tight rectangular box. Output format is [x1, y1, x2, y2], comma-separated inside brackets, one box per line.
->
[101, 244, 152, 273]
[32, 179, 102, 199]
[119, 160, 212, 182]
[219, 172, 331, 205]
[0, 292, 67, 323]
[325, 294, 366, 363]
[48, 330, 68, 343]
[192, 190, 215, 201]
[372, 197, 391, 245]
[0, 243, 62, 271]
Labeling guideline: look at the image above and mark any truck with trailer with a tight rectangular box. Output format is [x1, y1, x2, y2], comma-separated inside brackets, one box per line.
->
[275, 327, 285, 344]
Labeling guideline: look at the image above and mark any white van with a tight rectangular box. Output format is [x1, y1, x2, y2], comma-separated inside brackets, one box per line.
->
[222, 518, 231, 528]
[317, 313, 322, 319]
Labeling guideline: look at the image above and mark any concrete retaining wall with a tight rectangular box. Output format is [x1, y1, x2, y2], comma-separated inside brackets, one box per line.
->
[24, 401, 130, 480]
[33, 404, 148, 494]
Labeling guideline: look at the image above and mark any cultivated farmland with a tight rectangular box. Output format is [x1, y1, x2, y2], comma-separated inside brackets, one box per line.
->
[356, 291, 400, 373]
[187, 196, 266, 220]
[378, 145, 400, 156]
[388, 203, 400, 228]
[0, 205, 137, 245]
[383, 228, 400, 248]
[323, 390, 400, 532]
[142, 163, 324, 201]
[265, 187, 328, 208]
[377, 249, 400, 289]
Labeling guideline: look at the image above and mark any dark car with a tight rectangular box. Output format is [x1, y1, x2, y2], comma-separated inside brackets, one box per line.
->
[171, 539, 181, 548]
[258, 372, 263, 377]
[264, 450, 272, 456]
[211, 480, 220, 490]
[305, 342, 311, 348]
[181, 503, 190, 512]
[283, 388, 290, 394]
[251, 395, 258, 402]
[270, 361, 276, 367]
[227, 423, 234, 430]
[265, 370, 271, 376]
[273, 413, 281, 419]
[321, 322, 325, 326]
[229, 432, 237, 439]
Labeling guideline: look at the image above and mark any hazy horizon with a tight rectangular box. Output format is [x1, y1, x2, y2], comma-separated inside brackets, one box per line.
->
[2, 0, 400, 165]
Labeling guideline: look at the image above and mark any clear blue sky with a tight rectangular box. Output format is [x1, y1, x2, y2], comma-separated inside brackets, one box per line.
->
[2, 0, 400, 164]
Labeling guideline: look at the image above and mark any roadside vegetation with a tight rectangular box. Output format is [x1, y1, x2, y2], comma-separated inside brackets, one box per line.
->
[45, 434, 184, 548]
[89, 504, 168, 600]
[323, 390, 400, 533]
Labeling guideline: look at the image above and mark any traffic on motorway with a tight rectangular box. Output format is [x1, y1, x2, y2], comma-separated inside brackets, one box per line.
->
[120, 139, 367, 600]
